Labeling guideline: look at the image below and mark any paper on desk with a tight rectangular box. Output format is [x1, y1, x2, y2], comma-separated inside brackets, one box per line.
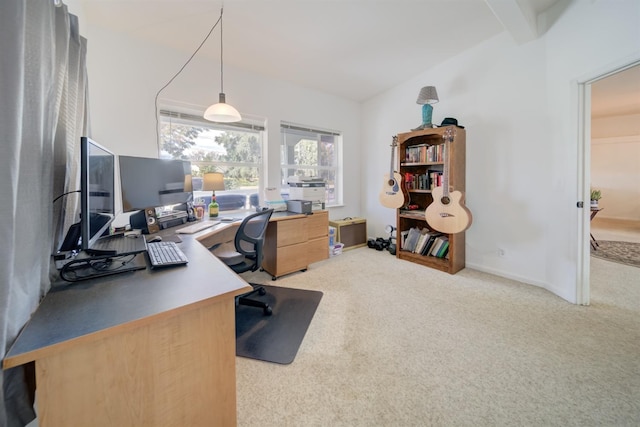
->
[264, 187, 287, 212]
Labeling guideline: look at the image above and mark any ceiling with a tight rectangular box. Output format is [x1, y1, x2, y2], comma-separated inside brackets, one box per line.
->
[80, 0, 562, 102]
[79, 0, 638, 115]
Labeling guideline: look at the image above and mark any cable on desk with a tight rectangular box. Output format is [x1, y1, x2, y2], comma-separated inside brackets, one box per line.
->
[59, 253, 138, 283]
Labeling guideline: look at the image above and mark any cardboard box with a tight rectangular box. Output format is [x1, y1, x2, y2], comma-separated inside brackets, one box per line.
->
[328, 217, 367, 250]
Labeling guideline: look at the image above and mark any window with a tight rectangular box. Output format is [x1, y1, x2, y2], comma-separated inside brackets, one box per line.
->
[159, 110, 264, 210]
[280, 122, 341, 206]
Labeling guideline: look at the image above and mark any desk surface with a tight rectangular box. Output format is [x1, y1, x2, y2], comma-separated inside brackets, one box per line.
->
[3, 228, 251, 369]
[3, 211, 317, 369]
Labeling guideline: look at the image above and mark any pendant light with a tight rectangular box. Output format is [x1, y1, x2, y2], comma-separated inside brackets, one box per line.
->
[204, 8, 241, 122]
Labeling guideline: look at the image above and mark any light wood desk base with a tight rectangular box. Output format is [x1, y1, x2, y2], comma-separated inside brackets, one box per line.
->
[37, 299, 236, 426]
[4, 231, 251, 427]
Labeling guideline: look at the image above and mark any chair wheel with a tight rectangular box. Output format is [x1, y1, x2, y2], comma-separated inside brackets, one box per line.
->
[272, 276, 277, 281]
[258, 287, 266, 295]
[264, 306, 273, 315]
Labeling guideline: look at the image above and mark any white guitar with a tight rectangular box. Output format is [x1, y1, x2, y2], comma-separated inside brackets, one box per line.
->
[425, 127, 472, 234]
[379, 136, 406, 209]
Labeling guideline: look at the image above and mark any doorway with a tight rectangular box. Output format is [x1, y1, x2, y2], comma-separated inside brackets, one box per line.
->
[578, 59, 640, 305]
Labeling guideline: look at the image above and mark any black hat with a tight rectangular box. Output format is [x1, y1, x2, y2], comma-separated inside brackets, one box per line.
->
[440, 117, 464, 128]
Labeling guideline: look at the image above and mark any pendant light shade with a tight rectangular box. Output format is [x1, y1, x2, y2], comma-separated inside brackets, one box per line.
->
[204, 8, 241, 123]
[204, 93, 242, 122]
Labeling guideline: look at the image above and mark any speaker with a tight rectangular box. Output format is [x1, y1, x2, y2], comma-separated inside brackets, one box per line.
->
[130, 207, 160, 234]
[184, 201, 196, 222]
[329, 217, 367, 250]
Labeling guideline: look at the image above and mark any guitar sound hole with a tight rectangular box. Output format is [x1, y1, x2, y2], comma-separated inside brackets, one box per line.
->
[441, 196, 451, 205]
[387, 179, 395, 186]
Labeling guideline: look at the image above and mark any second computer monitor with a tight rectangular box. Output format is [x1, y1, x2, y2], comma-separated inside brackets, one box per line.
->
[119, 155, 193, 212]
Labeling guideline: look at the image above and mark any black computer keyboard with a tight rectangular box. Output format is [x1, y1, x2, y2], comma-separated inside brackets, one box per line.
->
[146, 241, 188, 268]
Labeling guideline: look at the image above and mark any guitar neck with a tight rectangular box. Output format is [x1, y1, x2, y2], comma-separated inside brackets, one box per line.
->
[441, 129, 454, 197]
[389, 136, 397, 176]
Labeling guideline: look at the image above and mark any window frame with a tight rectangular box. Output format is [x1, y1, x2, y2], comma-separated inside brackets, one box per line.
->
[158, 109, 266, 211]
[280, 122, 342, 207]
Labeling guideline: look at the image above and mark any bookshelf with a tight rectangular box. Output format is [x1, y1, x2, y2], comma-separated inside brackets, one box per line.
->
[396, 126, 466, 274]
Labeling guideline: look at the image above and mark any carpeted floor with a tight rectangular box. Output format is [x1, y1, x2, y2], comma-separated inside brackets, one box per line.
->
[591, 240, 640, 268]
[236, 248, 640, 426]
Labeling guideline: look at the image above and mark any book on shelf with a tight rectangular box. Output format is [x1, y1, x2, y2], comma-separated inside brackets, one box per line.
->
[400, 230, 409, 248]
[403, 143, 445, 164]
[429, 236, 445, 256]
[413, 228, 432, 254]
[436, 236, 449, 258]
[399, 209, 426, 218]
[403, 227, 421, 252]
[420, 232, 441, 255]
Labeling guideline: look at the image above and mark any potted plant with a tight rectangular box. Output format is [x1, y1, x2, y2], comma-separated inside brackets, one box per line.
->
[590, 188, 602, 208]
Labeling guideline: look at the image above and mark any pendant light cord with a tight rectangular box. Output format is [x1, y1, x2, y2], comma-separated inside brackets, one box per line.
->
[154, 8, 223, 153]
[220, 7, 224, 94]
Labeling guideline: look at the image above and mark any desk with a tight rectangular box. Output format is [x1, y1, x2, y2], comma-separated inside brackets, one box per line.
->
[590, 207, 603, 250]
[197, 211, 329, 280]
[3, 232, 251, 426]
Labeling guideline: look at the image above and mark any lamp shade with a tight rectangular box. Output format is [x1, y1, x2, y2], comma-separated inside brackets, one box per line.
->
[203, 172, 225, 192]
[204, 93, 242, 123]
[416, 86, 439, 105]
[183, 174, 193, 193]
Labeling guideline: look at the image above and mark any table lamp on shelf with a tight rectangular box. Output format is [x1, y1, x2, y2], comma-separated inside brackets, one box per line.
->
[413, 86, 439, 130]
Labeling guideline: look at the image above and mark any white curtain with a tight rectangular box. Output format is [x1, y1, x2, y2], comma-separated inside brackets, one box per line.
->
[0, 1, 88, 425]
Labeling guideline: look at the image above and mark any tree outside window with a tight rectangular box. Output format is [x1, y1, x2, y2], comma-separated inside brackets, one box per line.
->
[159, 110, 264, 208]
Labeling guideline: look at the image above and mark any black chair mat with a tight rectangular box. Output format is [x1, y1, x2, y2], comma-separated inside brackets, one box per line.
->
[235, 285, 323, 364]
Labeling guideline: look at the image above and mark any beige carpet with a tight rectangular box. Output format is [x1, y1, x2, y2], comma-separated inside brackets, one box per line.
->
[236, 249, 640, 427]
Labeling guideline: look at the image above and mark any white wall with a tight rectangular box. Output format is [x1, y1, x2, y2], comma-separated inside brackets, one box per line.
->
[591, 109, 640, 220]
[592, 113, 640, 221]
[82, 23, 361, 223]
[362, 0, 640, 303]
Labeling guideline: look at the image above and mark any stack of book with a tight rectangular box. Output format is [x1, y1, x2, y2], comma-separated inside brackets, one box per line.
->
[403, 171, 442, 191]
[404, 143, 443, 163]
[400, 227, 450, 258]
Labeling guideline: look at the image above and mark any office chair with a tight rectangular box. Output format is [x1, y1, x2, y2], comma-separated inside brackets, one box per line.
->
[213, 208, 274, 315]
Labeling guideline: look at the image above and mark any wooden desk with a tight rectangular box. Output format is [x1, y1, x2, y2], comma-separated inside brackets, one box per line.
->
[197, 211, 329, 280]
[3, 232, 251, 426]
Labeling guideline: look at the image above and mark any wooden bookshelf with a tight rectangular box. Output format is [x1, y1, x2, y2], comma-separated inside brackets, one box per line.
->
[395, 127, 466, 274]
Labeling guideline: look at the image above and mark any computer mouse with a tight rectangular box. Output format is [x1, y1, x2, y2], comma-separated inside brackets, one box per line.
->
[147, 236, 162, 243]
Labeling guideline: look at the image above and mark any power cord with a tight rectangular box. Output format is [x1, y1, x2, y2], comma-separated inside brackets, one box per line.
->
[154, 10, 223, 152]
[52, 190, 80, 204]
[59, 253, 138, 283]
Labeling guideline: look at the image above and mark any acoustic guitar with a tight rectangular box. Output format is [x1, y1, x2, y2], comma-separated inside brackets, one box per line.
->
[379, 136, 406, 209]
[424, 127, 472, 234]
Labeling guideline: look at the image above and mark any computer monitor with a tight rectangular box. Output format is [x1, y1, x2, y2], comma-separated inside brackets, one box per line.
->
[80, 137, 115, 251]
[119, 156, 193, 213]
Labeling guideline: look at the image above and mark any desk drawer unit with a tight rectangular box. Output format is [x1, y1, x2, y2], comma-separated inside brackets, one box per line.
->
[263, 216, 308, 279]
[262, 212, 329, 279]
[329, 217, 367, 250]
[307, 211, 329, 264]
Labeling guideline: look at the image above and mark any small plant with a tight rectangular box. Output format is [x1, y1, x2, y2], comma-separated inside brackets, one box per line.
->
[590, 188, 602, 201]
